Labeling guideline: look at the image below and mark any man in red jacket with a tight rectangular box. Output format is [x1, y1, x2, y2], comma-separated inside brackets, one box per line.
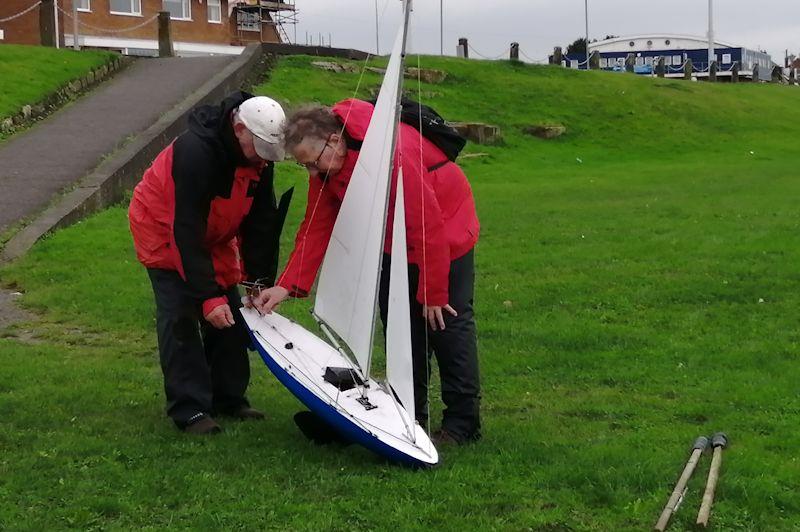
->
[253, 99, 481, 444]
[129, 92, 292, 434]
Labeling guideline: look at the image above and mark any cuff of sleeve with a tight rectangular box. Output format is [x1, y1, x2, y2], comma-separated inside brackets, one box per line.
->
[279, 282, 308, 298]
[417, 288, 448, 307]
[202, 296, 228, 318]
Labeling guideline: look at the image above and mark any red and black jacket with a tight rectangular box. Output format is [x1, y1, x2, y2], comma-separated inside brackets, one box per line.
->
[129, 91, 292, 316]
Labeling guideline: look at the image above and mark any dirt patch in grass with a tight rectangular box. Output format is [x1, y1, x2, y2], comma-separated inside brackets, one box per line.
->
[0, 287, 38, 340]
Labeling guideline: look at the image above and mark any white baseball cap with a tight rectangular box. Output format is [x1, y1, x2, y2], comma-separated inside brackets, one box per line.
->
[237, 96, 286, 161]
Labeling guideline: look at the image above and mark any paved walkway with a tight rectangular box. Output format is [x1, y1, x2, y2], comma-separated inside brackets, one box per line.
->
[0, 55, 234, 234]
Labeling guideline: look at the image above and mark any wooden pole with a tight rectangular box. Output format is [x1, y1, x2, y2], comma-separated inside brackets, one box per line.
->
[656, 56, 665, 78]
[696, 433, 728, 528]
[39, 0, 57, 47]
[654, 436, 709, 532]
[158, 11, 174, 57]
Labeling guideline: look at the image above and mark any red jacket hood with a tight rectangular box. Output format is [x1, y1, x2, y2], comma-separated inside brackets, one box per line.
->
[331, 99, 374, 142]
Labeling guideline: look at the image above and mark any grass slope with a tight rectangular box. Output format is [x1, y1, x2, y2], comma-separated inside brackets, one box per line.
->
[1, 56, 799, 530]
[0, 44, 115, 121]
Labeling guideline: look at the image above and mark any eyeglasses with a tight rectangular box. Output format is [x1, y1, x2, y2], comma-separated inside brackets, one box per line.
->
[296, 136, 331, 171]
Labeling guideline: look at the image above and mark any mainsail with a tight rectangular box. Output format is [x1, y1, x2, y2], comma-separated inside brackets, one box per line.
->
[313, 3, 411, 382]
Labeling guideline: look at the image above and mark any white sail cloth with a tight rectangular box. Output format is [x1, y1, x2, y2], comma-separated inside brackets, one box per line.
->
[313, 27, 407, 377]
[385, 168, 415, 426]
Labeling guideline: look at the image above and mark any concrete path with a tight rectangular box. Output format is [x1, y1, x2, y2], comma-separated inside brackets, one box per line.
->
[0, 55, 233, 234]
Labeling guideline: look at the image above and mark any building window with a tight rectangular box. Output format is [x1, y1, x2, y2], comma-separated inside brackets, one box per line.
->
[569, 59, 579, 69]
[207, 0, 222, 23]
[237, 10, 260, 32]
[629, 41, 635, 47]
[664, 56, 673, 66]
[665, 39, 671, 45]
[635, 57, 644, 66]
[77, 0, 90, 11]
[110, 0, 141, 15]
[644, 56, 654, 66]
[163, 0, 191, 20]
[673, 55, 682, 65]
[722, 53, 732, 64]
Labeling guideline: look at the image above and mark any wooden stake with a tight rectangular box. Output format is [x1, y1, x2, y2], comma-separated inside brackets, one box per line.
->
[696, 432, 728, 527]
[654, 436, 709, 532]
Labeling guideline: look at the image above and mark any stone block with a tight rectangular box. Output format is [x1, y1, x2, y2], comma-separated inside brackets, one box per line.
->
[1, 118, 14, 133]
[451, 122, 501, 145]
[311, 61, 358, 73]
[405, 67, 447, 84]
[523, 124, 566, 139]
[21, 105, 32, 119]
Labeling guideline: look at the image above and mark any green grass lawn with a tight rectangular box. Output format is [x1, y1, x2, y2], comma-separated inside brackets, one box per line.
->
[1, 56, 800, 530]
[0, 44, 115, 121]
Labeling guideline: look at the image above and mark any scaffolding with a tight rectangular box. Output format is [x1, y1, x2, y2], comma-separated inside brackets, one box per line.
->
[233, 0, 298, 44]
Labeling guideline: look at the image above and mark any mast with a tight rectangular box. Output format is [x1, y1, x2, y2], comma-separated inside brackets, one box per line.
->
[364, 0, 413, 384]
[310, 0, 413, 388]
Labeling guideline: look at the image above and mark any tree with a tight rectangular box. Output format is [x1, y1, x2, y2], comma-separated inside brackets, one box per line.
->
[566, 37, 587, 55]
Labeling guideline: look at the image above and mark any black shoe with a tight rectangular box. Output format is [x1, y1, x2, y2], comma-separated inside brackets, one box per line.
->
[431, 428, 460, 446]
[183, 414, 222, 435]
[431, 428, 481, 446]
[219, 406, 266, 420]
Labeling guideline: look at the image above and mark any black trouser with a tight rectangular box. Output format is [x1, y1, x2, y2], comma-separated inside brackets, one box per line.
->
[147, 269, 251, 428]
[378, 250, 481, 442]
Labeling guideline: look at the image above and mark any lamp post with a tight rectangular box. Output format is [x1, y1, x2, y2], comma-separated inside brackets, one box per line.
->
[72, 0, 79, 50]
[584, 0, 589, 67]
[707, 0, 715, 65]
[440, 0, 443, 56]
[374, 0, 380, 55]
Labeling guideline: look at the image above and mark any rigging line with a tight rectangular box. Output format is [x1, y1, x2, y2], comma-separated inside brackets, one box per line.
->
[416, 54, 432, 441]
[254, 329, 363, 411]
[277, 51, 372, 308]
[260, 321, 325, 388]
[314, 315, 369, 397]
[254, 329, 430, 453]
[365, 0, 413, 385]
[380, 380, 415, 443]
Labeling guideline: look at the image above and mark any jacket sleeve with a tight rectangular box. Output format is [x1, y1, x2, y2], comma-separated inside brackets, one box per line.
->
[277, 175, 339, 297]
[171, 134, 225, 311]
[239, 163, 293, 286]
[396, 126, 451, 307]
